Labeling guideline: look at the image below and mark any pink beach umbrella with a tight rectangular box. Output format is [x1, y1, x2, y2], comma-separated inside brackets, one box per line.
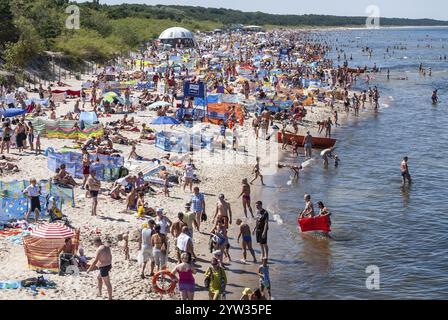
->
[30, 222, 74, 239]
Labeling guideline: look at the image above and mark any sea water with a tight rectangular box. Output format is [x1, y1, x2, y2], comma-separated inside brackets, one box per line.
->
[255, 27, 448, 299]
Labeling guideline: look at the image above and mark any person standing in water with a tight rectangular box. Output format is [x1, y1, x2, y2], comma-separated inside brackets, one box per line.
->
[253, 201, 269, 260]
[303, 131, 313, 159]
[432, 90, 438, 104]
[250, 157, 265, 186]
[238, 178, 254, 218]
[400, 156, 412, 185]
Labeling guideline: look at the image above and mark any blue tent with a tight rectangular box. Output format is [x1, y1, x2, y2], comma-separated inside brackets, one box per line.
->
[0, 108, 28, 118]
[151, 116, 180, 125]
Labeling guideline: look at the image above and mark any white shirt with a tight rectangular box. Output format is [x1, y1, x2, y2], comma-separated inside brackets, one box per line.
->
[141, 228, 153, 249]
[156, 216, 169, 235]
[23, 185, 40, 197]
[176, 233, 191, 251]
[6, 93, 15, 105]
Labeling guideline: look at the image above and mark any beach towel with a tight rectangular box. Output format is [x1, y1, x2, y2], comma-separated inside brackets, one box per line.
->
[298, 215, 331, 232]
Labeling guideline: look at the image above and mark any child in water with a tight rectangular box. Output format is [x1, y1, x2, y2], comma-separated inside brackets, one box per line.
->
[334, 155, 340, 167]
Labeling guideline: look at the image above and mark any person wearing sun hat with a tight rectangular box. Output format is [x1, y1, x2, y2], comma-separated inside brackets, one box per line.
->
[240, 288, 253, 300]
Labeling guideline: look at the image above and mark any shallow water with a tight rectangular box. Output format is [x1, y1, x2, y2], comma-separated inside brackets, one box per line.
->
[256, 27, 448, 299]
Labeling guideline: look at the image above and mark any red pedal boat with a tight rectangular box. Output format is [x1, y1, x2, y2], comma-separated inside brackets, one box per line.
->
[277, 132, 336, 149]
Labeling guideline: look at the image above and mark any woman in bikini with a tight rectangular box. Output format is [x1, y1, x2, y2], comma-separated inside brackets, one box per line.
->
[1, 122, 12, 154]
[238, 178, 254, 218]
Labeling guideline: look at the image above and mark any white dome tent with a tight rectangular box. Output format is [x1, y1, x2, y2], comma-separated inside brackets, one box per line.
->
[158, 27, 196, 48]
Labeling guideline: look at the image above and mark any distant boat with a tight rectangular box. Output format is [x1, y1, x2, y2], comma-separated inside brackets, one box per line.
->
[277, 132, 336, 149]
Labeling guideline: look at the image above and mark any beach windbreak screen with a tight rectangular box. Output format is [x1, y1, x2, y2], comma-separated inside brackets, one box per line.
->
[0, 0, 447, 305]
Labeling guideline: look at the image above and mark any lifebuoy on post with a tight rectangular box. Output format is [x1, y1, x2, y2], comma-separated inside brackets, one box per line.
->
[152, 270, 177, 295]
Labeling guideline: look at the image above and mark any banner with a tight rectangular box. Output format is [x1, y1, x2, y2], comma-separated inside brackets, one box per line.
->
[183, 81, 206, 98]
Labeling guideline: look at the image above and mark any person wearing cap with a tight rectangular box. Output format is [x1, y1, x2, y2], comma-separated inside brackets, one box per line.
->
[240, 288, 253, 300]
[155, 208, 172, 254]
[400, 156, 411, 185]
[204, 257, 227, 300]
[139, 219, 156, 278]
[151, 224, 168, 272]
[212, 194, 232, 228]
[183, 202, 199, 239]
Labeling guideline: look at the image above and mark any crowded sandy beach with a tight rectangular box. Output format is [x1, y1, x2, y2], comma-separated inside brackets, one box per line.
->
[0, 24, 390, 301]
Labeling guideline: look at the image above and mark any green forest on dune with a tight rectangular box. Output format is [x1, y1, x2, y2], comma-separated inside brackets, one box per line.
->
[1, 0, 447, 72]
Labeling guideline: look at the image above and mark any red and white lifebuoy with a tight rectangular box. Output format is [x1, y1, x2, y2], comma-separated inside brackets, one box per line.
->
[152, 270, 177, 295]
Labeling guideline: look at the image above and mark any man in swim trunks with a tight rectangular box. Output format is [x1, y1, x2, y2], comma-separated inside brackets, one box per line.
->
[213, 194, 232, 228]
[236, 219, 257, 263]
[400, 156, 411, 185]
[86, 171, 101, 216]
[238, 178, 254, 218]
[303, 131, 313, 159]
[253, 201, 269, 260]
[87, 237, 113, 300]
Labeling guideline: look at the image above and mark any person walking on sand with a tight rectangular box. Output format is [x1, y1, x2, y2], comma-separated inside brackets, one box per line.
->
[191, 187, 206, 231]
[151, 224, 168, 272]
[81, 148, 91, 190]
[183, 202, 199, 239]
[236, 219, 257, 263]
[86, 171, 101, 216]
[212, 194, 232, 228]
[204, 257, 227, 300]
[253, 201, 269, 260]
[400, 156, 412, 185]
[139, 219, 156, 278]
[238, 178, 254, 218]
[303, 131, 313, 159]
[171, 252, 196, 300]
[250, 157, 265, 186]
[23, 178, 41, 222]
[87, 237, 113, 300]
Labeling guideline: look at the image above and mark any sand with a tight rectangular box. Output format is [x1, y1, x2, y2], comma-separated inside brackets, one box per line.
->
[0, 66, 364, 300]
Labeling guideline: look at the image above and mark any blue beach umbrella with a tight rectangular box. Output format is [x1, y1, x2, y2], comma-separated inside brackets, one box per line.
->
[151, 116, 180, 125]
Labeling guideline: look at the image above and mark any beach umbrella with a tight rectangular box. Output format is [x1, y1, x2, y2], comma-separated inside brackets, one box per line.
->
[31, 222, 74, 239]
[151, 116, 180, 125]
[149, 101, 171, 109]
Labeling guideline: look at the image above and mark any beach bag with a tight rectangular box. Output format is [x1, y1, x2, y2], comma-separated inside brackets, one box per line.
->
[201, 212, 207, 222]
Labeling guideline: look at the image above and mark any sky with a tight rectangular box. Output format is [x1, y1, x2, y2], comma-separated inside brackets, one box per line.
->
[85, 0, 448, 20]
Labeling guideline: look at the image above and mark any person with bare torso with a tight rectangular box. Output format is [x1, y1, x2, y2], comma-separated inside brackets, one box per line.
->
[238, 178, 254, 218]
[212, 194, 232, 228]
[299, 194, 315, 219]
[236, 219, 257, 263]
[400, 156, 411, 185]
[87, 237, 113, 300]
[250, 157, 265, 186]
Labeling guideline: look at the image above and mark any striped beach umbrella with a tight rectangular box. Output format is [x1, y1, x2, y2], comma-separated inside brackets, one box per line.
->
[30, 222, 74, 239]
